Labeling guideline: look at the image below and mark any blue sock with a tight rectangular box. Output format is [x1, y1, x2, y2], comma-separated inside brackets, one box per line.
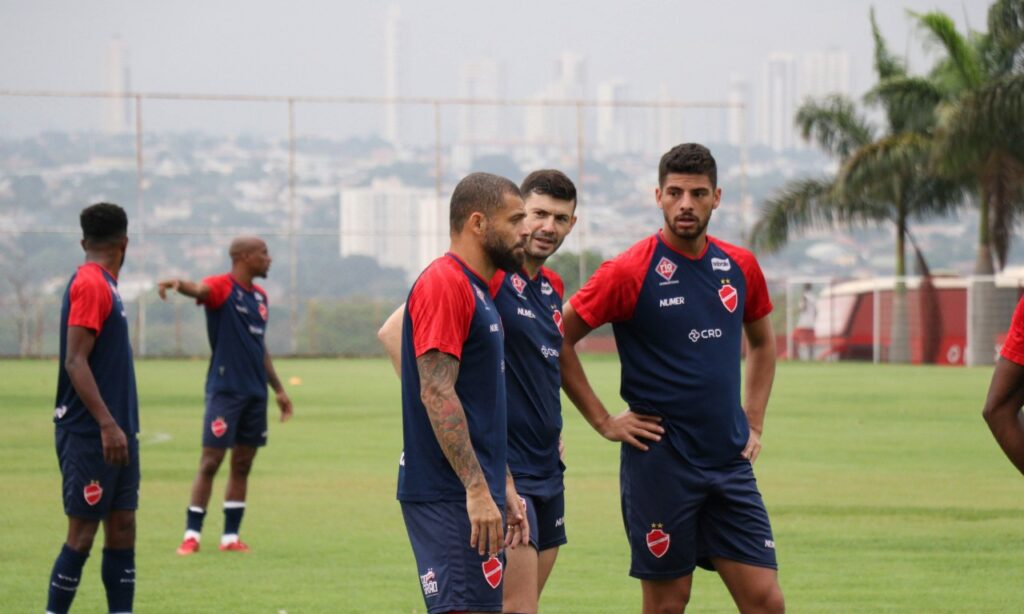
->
[185, 506, 206, 536]
[47, 544, 89, 614]
[101, 548, 135, 613]
[223, 501, 245, 538]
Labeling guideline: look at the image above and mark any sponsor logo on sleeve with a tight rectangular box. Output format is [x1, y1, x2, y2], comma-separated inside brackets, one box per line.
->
[711, 257, 732, 272]
[482, 556, 503, 589]
[646, 524, 670, 558]
[83, 481, 103, 506]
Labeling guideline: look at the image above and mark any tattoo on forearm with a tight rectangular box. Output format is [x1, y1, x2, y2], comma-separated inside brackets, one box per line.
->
[417, 351, 485, 491]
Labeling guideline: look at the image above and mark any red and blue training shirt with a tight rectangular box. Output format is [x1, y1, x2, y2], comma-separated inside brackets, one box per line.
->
[54, 262, 139, 436]
[569, 232, 772, 468]
[398, 253, 507, 507]
[200, 274, 269, 398]
[490, 267, 566, 497]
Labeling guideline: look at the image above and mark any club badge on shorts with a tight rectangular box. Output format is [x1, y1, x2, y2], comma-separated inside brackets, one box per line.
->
[211, 417, 228, 438]
[646, 525, 670, 558]
[482, 556, 503, 589]
[83, 480, 103, 506]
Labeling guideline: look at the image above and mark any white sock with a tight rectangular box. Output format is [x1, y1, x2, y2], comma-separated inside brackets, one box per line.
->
[184, 529, 201, 542]
[221, 533, 239, 546]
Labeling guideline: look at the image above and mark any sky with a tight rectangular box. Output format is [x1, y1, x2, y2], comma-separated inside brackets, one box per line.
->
[0, 0, 994, 138]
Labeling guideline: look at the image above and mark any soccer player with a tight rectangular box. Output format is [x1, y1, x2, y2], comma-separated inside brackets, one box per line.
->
[47, 203, 139, 614]
[559, 143, 784, 613]
[157, 236, 293, 555]
[396, 172, 529, 614]
[982, 296, 1024, 475]
[379, 170, 578, 613]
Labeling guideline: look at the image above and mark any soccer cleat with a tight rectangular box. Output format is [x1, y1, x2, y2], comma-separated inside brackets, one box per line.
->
[176, 537, 200, 556]
[219, 540, 250, 553]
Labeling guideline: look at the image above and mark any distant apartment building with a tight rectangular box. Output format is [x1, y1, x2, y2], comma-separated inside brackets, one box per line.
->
[339, 179, 447, 281]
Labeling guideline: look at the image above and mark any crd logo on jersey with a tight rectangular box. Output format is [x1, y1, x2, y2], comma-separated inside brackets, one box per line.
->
[688, 328, 723, 343]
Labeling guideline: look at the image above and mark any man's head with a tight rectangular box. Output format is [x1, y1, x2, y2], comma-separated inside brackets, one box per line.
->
[450, 172, 528, 272]
[229, 236, 272, 278]
[520, 169, 577, 263]
[80, 203, 128, 264]
[656, 143, 721, 243]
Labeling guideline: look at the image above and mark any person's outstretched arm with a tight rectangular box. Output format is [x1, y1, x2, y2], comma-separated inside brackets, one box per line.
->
[982, 357, 1024, 475]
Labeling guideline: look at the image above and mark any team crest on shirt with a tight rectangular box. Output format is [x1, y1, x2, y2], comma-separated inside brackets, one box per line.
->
[552, 309, 564, 336]
[655, 257, 677, 282]
[540, 280, 553, 295]
[482, 556, 503, 589]
[510, 273, 527, 296]
[258, 303, 268, 321]
[646, 525, 670, 558]
[718, 284, 738, 313]
[83, 481, 103, 506]
[211, 417, 228, 438]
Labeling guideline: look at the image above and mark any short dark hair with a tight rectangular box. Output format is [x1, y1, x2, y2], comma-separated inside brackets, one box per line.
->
[450, 172, 522, 232]
[658, 143, 717, 188]
[80, 202, 128, 246]
[520, 169, 577, 206]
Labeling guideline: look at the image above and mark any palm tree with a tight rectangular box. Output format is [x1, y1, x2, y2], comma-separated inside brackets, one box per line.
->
[751, 9, 961, 363]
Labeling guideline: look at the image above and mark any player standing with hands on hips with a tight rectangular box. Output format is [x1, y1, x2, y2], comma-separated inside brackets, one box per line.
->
[560, 144, 784, 613]
[158, 235, 293, 555]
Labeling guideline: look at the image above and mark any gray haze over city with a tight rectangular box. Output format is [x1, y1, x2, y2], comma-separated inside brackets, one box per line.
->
[0, 0, 991, 136]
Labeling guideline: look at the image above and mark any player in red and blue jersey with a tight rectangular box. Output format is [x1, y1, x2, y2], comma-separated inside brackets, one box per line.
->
[379, 170, 578, 613]
[560, 144, 784, 613]
[157, 236, 293, 555]
[396, 173, 530, 614]
[983, 296, 1024, 474]
[47, 203, 139, 614]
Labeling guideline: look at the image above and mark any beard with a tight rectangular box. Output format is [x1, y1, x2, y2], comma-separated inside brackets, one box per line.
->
[664, 209, 712, 241]
[483, 228, 525, 272]
[525, 230, 561, 261]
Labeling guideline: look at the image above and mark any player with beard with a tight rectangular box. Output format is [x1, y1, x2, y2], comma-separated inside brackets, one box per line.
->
[47, 203, 138, 614]
[379, 170, 579, 614]
[157, 236, 293, 555]
[395, 172, 530, 614]
[560, 144, 784, 613]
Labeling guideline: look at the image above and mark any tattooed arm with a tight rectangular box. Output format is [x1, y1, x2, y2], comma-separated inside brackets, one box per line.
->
[417, 349, 504, 556]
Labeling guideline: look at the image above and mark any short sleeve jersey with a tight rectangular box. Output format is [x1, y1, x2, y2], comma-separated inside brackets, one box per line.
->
[569, 232, 773, 467]
[200, 274, 269, 398]
[397, 254, 508, 506]
[54, 263, 139, 436]
[490, 266, 566, 496]
[1000, 296, 1024, 366]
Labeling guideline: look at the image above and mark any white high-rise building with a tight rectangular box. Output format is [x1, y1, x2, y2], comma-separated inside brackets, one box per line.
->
[597, 80, 628, 153]
[457, 58, 506, 147]
[727, 75, 750, 147]
[339, 179, 446, 281]
[524, 52, 588, 148]
[383, 7, 403, 145]
[104, 36, 131, 134]
[759, 53, 798, 151]
[801, 49, 852, 102]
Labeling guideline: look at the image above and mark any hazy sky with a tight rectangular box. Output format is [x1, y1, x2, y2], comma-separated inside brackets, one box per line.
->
[0, 0, 993, 138]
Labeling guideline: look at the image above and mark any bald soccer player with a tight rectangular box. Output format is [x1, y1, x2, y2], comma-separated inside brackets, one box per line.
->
[158, 236, 293, 555]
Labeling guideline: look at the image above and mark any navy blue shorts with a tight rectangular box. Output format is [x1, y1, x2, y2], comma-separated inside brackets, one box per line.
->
[401, 500, 506, 613]
[621, 440, 777, 580]
[56, 428, 140, 520]
[202, 392, 267, 448]
[520, 491, 567, 552]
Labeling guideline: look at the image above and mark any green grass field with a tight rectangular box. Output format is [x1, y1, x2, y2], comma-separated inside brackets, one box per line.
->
[3, 357, 1022, 613]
